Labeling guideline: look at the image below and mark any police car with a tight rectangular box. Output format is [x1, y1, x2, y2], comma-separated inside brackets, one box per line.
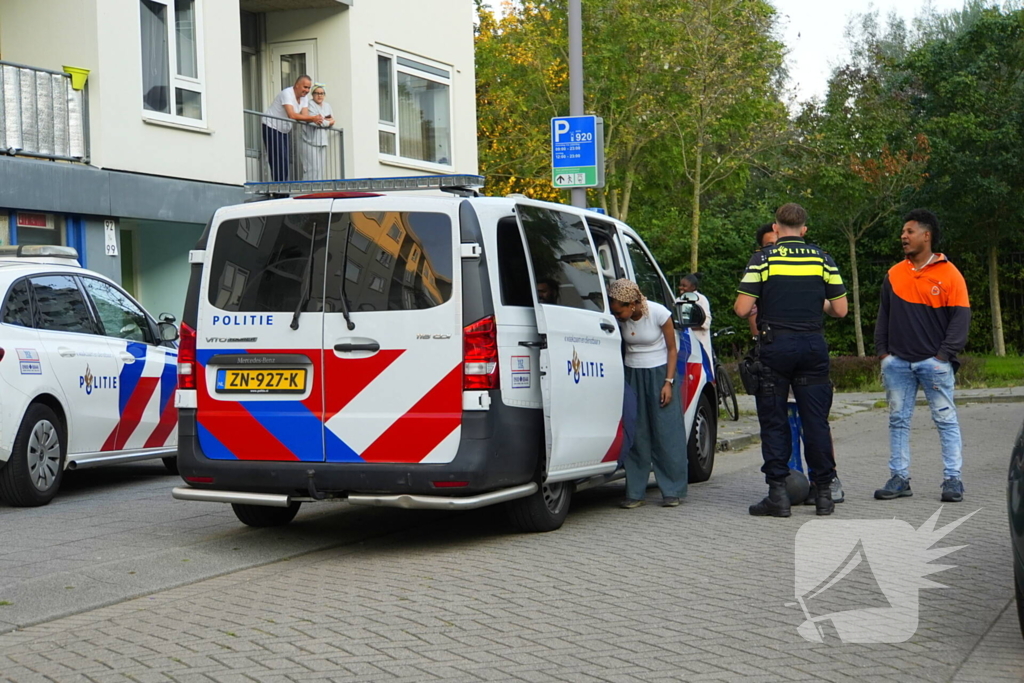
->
[172, 175, 718, 531]
[0, 245, 179, 506]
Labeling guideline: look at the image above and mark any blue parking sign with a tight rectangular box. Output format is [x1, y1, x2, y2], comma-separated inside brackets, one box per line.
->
[551, 115, 601, 188]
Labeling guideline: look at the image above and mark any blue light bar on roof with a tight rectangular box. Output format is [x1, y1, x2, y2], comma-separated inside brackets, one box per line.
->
[245, 174, 485, 195]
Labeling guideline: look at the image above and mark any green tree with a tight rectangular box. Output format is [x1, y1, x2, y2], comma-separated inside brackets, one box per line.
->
[905, 7, 1024, 356]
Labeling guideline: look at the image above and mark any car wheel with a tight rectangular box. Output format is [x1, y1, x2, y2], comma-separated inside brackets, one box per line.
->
[687, 392, 717, 483]
[231, 502, 301, 527]
[506, 481, 573, 533]
[1015, 555, 1024, 640]
[0, 404, 66, 507]
[162, 456, 179, 475]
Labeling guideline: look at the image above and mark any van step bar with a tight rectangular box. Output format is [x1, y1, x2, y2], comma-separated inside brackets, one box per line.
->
[572, 469, 626, 493]
[348, 483, 537, 510]
[172, 483, 539, 510]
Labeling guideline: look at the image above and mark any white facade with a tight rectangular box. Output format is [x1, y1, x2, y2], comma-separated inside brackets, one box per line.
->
[0, 0, 477, 185]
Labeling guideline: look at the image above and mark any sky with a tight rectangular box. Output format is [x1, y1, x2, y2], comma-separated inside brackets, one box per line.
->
[771, 0, 967, 102]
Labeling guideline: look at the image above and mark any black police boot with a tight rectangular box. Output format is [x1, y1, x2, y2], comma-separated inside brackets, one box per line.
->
[803, 481, 818, 505]
[815, 483, 835, 516]
[749, 479, 791, 518]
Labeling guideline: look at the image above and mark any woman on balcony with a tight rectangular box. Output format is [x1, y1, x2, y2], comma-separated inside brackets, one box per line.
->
[300, 84, 335, 181]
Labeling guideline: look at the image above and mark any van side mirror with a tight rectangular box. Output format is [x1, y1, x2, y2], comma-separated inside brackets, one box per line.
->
[159, 312, 177, 324]
[158, 321, 179, 342]
[675, 292, 706, 328]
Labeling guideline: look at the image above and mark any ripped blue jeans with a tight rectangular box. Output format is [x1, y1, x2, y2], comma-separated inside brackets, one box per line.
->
[881, 354, 962, 480]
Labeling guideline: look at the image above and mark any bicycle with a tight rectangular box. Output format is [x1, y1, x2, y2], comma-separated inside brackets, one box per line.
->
[711, 327, 739, 422]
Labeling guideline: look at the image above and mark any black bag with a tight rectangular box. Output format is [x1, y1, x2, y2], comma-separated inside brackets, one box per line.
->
[738, 345, 761, 395]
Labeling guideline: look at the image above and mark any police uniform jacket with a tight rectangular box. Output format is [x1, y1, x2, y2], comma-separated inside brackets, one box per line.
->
[738, 236, 847, 332]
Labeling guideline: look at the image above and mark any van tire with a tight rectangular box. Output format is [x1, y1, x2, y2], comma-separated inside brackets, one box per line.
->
[687, 392, 716, 483]
[162, 457, 179, 475]
[506, 482, 572, 533]
[0, 405, 66, 507]
[231, 502, 301, 527]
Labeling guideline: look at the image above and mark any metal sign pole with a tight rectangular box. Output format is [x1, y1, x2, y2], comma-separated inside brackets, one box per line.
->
[568, 0, 585, 209]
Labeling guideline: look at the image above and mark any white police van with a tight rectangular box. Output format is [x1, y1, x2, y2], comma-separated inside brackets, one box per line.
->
[0, 246, 180, 506]
[172, 176, 717, 531]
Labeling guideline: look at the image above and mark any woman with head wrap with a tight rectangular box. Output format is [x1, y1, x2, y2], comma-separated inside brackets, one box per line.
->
[608, 278, 689, 508]
[299, 83, 335, 180]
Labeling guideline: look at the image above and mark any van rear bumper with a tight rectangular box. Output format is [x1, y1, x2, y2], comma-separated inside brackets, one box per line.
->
[172, 482, 538, 510]
[175, 399, 542, 497]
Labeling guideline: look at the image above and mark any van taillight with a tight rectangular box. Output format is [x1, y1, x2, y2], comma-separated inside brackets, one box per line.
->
[0, 348, 4, 363]
[463, 316, 498, 390]
[178, 322, 197, 390]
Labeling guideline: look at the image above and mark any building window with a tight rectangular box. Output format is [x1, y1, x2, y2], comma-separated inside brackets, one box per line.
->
[369, 275, 385, 293]
[376, 250, 393, 268]
[387, 225, 401, 242]
[377, 48, 452, 168]
[140, 0, 206, 125]
[346, 260, 362, 283]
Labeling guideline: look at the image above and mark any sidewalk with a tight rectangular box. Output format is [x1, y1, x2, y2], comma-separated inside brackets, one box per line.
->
[717, 384, 1024, 452]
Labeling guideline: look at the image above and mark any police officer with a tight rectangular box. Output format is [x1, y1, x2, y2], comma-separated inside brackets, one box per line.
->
[733, 203, 848, 517]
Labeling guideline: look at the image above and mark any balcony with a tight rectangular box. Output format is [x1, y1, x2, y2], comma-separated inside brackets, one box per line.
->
[0, 61, 88, 162]
[244, 109, 344, 193]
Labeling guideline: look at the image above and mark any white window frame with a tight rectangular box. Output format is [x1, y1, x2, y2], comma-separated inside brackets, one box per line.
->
[139, 0, 208, 128]
[376, 46, 454, 172]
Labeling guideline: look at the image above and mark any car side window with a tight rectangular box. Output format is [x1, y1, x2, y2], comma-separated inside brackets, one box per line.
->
[30, 275, 96, 335]
[80, 278, 154, 344]
[516, 205, 605, 312]
[2, 279, 33, 327]
[623, 234, 674, 310]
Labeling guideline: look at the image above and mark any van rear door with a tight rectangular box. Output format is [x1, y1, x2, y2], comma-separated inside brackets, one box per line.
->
[196, 202, 331, 462]
[320, 199, 462, 464]
[514, 203, 624, 481]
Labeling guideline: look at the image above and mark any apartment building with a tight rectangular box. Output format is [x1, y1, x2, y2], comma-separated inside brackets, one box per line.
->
[0, 0, 477, 320]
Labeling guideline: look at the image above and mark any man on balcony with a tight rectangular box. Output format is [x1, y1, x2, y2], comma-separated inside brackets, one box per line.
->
[262, 75, 323, 182]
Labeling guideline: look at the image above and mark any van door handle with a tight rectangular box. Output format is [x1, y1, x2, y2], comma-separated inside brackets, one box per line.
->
[518, 340, 544, 349]
[600, 323, 616, 333]
[118, 352, 137, 363]
[334, 342, 380, 352]
[57, 347, 75, 358]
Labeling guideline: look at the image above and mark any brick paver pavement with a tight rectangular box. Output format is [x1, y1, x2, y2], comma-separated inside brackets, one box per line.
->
[0, 403, 1021, 682]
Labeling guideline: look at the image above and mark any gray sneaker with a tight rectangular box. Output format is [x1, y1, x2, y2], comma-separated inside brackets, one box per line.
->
[874, 474, 912, 500]
[940, 478, 964, 503]
[831, 476, 845, 504]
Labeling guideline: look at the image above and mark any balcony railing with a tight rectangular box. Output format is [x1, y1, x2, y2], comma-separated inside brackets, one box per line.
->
[0, 61, 87, 162]
[244, 109, 344, 186]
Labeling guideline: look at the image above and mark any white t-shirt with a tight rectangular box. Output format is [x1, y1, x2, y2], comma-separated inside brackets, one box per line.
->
[620, 301, 673, 368]
[264, 87, 309, 133]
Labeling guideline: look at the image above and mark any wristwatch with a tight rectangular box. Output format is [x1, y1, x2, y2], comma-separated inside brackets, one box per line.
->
[664, 377, 675, 385]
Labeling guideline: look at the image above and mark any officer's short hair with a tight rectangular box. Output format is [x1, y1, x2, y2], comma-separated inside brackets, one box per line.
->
[903, 208, 941, 248]
[775, 203, 808, 229]
[755, 223, 775, 248]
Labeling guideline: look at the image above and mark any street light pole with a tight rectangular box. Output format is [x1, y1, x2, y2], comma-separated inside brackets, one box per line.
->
[568, 0, 586, 209]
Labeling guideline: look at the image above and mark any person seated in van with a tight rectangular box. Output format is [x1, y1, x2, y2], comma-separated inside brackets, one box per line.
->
[536, 278, 560, 305]
[677, 272, 711, 358]
[608, 279, 688, 509]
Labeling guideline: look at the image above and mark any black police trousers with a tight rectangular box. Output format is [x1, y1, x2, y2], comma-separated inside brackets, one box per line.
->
[754, 332, 837, 487]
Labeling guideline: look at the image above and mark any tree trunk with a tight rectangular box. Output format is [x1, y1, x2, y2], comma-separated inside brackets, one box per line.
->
[989, 242, 1006, 356]
[689, 144, 702, 273]
[619, 158, 636, 223]
[847, 232, 865, 357]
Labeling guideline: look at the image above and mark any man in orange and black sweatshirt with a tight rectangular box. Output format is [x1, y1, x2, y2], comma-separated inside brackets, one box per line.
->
[874, 209, 970, 503]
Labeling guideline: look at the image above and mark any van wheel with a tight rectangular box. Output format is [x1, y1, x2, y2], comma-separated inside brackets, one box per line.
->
[0, 405, 66, 507]
[687, 393, 716, 483]
[506, 482, 573, 533]
[162, 457, 179, 475]
[231, 502, 301, 527]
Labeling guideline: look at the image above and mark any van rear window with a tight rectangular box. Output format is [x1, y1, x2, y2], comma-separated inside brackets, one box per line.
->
[207, 213, 328, 312]
[323, 211, 453, 313]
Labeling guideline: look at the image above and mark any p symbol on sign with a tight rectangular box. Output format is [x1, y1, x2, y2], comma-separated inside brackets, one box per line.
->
[554, 119, 570, 142]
